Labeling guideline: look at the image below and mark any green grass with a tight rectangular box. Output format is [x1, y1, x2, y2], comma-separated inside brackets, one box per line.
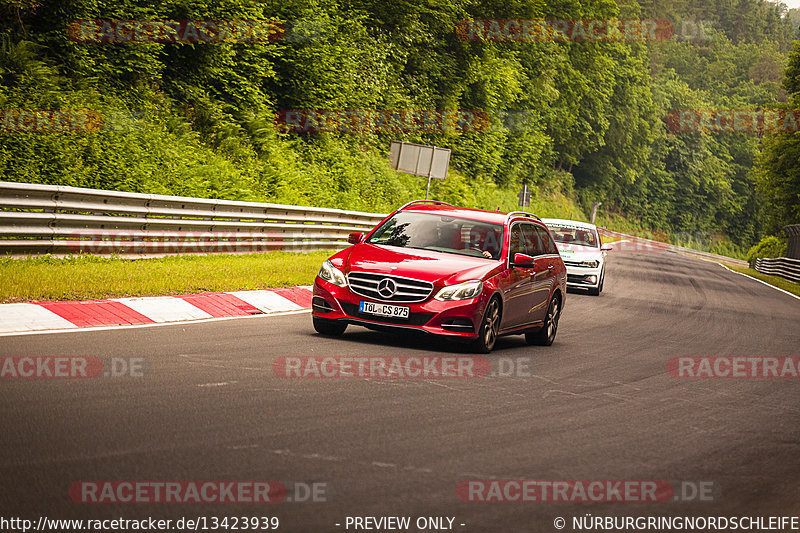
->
[0, 251, 335, 303]
[726, 265, 800, 297]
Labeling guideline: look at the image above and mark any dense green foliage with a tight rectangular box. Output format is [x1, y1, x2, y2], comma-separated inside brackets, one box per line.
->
[756, 39, 800, 237]
[0, 0, 798, 251]
[746, 234, 788, 261]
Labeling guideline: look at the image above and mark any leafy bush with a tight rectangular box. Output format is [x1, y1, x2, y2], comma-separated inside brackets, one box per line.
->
[746, 235, 787, 262]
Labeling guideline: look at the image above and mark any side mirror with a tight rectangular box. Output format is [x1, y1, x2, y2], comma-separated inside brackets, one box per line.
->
[512, 253, 535, 267]
[601, 244, 613, 251]
[348, 232, 364, 245]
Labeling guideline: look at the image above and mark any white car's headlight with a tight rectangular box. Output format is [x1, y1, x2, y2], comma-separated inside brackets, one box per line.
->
[434, 280, 483, 301]
[318, 260, 347, 287]
[581, 260, 600, 268]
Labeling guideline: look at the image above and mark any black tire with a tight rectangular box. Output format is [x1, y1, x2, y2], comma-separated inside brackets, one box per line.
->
[525, 294, 561, 346]
[474, 297, 501, 353]
[313, 317, 347, 336]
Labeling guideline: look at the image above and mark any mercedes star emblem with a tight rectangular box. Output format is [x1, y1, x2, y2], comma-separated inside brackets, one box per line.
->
[377, 278, 397, 298]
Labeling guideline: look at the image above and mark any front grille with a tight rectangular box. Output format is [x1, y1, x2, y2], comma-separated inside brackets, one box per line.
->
[347, 272, 434, 303]
[564, 260, 598, 268]
[339, 301, 434, 326]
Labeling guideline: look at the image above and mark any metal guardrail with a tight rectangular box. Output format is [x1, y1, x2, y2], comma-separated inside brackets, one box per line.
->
[753, 257, 800, 284]
[785, 224, 800, 260]
[0, 181, 388, 257]
[666, 242, 749, 267]
[0, 180, 760, 270]
[598, 228, 749, 267]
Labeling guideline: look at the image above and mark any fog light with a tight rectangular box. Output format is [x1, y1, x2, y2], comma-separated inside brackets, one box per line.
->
[587, 275, 597, 284]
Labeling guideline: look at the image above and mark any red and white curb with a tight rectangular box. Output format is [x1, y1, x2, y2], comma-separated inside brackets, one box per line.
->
[0, 286, 313, 335]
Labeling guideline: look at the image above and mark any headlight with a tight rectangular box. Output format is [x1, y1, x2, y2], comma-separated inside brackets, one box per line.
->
[434, 280, 483, 301]
[317, 260, 347, 287]
[580, 260, 600, 268]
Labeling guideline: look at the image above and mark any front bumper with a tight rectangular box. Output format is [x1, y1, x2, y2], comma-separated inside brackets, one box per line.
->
[564, 266, 602, 288]
[312, 279, 486, 339]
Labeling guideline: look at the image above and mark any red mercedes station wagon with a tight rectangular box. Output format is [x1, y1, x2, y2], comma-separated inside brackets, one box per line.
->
[312, 201, 567, 352]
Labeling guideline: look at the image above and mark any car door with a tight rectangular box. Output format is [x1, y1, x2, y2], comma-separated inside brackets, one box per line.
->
[497, 223, 529, 329]
[522, 224, 553, 325]
[527, 224, 560, 323]
[499, 222, 549, 330]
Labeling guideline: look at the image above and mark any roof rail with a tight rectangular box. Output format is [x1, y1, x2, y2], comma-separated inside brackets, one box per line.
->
[505, 210, 541, 223]
[397, 199, 454, 210]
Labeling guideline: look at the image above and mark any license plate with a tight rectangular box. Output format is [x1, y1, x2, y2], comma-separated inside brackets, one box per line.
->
[359, 301, 410, 319]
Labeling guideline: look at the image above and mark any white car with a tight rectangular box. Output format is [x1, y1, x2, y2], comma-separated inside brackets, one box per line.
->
[541, 219, 611, 296]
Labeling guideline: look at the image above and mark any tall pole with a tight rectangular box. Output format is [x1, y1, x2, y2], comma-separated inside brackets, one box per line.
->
[591, 201, 602, 224]
[425, 148, 435, 200]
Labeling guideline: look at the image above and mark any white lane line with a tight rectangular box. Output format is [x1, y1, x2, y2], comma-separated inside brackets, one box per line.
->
[177, 354, 262, 371]
[112, 296, 212, 322]
[0, 303, 79, 333]
[0, 309, 311, 337]
[266, 448, 434, 473]
[423, 380, 461, 391]
[717, 263, 800, 301]
[228, 290, 304, 313]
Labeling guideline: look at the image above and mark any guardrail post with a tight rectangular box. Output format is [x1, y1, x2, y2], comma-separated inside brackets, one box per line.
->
[784, 225, 800, 260]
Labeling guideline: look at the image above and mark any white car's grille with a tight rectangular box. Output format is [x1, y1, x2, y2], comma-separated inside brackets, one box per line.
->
[563, 260, 598, 267]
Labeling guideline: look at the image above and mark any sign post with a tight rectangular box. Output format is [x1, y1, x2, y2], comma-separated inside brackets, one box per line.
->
[518, 184, 531, 207]
[389, 141, 450, 200]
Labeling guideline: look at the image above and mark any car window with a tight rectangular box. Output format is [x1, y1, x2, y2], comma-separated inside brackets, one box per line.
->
[549, 224, 598, 248]
[509, 225, 522, 257]
[367, 211, 503, 260]
[536, 225, 559, 254]
[452, 223, 502, 258]
[509, 223, 543, 257]
[522, 223, 545, 256]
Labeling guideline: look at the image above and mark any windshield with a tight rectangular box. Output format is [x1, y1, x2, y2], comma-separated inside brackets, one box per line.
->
[548, 224, 599, 248]
[367, 212, 504, 260]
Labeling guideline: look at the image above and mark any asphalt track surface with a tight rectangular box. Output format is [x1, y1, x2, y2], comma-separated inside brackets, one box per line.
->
[2, 251, 800, 532]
